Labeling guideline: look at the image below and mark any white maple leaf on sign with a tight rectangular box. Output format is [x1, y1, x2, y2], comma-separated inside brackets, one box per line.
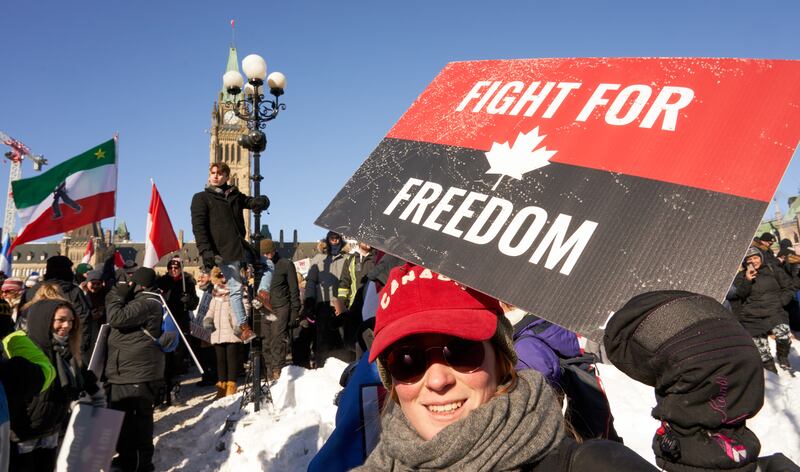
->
[484, 126, 557, 191]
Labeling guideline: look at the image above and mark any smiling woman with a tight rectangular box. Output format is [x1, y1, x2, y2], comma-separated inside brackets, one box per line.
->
[354, 263, 657, 471]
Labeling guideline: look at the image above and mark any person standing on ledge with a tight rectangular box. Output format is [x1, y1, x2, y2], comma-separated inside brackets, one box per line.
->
[190, 161, 269, 343]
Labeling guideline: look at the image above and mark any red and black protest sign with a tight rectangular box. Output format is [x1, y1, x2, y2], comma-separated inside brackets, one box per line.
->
[316, 58, 800, 340]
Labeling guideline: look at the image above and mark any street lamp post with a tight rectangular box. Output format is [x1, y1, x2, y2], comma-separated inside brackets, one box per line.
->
[221, 53, 286, 411]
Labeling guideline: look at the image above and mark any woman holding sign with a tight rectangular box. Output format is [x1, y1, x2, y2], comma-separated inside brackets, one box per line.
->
[354, 264, 653, 471]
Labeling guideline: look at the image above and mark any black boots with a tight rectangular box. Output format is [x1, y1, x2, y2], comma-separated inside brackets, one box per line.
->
[763, 359, 779, 374]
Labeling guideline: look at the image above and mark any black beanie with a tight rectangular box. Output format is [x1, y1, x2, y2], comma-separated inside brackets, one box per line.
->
[131, 267, 157, 288]
[604, 291, 764, 472]
[44, 255, 74, 282]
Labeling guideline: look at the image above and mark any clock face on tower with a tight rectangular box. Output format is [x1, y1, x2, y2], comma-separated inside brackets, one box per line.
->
[223, 110, 239, 124]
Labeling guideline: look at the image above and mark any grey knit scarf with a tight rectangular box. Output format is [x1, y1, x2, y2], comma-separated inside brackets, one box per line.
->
[356, 370, 565, 471]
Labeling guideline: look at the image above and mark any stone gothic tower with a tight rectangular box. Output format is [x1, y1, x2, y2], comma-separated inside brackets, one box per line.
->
[210, 46, 252, 237]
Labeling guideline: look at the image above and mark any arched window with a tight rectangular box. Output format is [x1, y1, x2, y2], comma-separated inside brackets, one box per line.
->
[236, 146, 241, 163]
[794, 233, 799, 243]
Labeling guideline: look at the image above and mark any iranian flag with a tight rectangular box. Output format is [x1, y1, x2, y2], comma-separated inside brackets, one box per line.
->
[142, 181, 179, 268]
[10, 139, 117, 250]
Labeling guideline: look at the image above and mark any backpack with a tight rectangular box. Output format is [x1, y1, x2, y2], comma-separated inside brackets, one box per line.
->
[141, 295, 180, 353]
[513, 315, 622, 442]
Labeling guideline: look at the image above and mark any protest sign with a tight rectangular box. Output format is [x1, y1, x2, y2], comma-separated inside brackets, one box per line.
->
[55, 404, 124, 471]
[87, 323, 110, 378]
[316, 58, 800, 340]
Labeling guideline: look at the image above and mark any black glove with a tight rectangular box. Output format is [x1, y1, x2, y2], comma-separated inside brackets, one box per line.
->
[251, 195, 270, 212]
[180, 294, 190, 304]
[301, 298, 315, 319]
[287, 311, 301, 329]
[115, 283, 135, 301]
[202, 252, 215, 270]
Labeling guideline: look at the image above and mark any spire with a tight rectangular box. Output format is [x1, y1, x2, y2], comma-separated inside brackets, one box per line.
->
[220, 46, 240, 103]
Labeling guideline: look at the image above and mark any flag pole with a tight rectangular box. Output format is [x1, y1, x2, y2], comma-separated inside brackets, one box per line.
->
[110, 133, 120, 248]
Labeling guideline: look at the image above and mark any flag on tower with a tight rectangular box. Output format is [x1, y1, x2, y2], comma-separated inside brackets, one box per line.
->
[0, 234, 12, 276]
[142, 181, 179, 268]
[10, 139, 117, 250]
[81, 238, 94, 264]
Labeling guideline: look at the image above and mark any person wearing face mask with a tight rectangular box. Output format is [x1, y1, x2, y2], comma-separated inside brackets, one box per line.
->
[298, 231, 352, 367]
[9, 300, 104, 472]
[355, 264, 654, 471]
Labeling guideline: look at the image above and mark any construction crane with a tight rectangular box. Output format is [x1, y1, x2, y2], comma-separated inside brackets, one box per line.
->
[0, 131, 47, 237]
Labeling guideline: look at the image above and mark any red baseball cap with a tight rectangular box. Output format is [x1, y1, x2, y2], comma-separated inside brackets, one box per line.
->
[369, 264, 503, 362]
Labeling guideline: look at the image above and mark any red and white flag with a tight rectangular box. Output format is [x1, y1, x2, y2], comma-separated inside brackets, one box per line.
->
[81, 238, 94, 264]
[142, 182, 179, 268]
[113, 250, 125, 268]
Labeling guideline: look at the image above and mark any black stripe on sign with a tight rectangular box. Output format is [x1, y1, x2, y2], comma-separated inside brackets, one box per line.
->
[316, 138, 764, 340]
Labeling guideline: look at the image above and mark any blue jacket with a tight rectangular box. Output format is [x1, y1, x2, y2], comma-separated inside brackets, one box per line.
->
[308, 353, 385, 472]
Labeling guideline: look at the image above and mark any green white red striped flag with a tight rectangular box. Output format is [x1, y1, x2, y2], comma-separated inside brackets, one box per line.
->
[10, 139, 117, 250]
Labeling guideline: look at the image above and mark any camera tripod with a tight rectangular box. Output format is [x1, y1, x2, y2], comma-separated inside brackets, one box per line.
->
[238, 311, 273, 412]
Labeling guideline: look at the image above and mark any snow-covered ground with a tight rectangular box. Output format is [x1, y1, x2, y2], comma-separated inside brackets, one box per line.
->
[153, 338, 800, 471]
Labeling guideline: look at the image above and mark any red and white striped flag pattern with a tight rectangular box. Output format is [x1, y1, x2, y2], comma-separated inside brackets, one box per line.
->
[142, 182, 179, 268]
[81, 238, 94, 264]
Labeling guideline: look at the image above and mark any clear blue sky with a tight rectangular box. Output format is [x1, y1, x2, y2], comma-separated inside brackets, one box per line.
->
[1, 1, 798, 243]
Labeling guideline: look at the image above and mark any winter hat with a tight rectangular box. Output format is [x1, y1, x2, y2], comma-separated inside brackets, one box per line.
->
[777, 247, 796, 258]
[779, 238, 793, 250]
[758, 232, 775, 242]
[369, 263, 515, 388]
[0, 299, 10, 317]
[75, 263, 93, 276]
[86, 269, 104, 281]
[123, 259, 138, 275]
[604, 291, 763, 472]
[1, 278, 23, 292]
[45, 255, 74, 281]
[325, 231, 344, 255]
[131, 267, 157, 288]
[743, 246, 762, 266]
[260, 239, 276, 255]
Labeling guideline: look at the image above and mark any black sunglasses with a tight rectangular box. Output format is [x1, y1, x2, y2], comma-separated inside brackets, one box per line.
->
[382, 336, 485, 384]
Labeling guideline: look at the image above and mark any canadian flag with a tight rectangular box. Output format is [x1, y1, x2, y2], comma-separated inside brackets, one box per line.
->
[142, 181, 179, 268]
[81, 238, 94, 264]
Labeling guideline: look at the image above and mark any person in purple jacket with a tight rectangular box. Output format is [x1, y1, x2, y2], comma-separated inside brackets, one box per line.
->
[501, 302, 622, 442]
[501, 302, 581, 386]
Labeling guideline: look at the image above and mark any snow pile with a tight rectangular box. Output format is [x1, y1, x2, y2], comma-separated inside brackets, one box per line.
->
[154, 362, 345, 471]
[154, 339, 799, 470]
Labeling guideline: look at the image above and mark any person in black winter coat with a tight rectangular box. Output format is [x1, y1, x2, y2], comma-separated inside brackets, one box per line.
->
[256, 239, 300, 380]
[190, 162, 268, 344]
[105, 268, 165, 472]
[10, 299, 104, 472]
[732, 246, 795, 373]
[157, 258, 199, 407]
[18, 256, 93, 365]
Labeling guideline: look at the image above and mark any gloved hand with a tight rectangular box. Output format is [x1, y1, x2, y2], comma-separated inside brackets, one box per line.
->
[202, 252, 216, 271]
[299, 318, 312, 329]
[214, 255, 224, 268]
[251, 195, 270, 212]
[180, 293, 190, 304]
[202, 314, 216, 333]
[288, 311, 301, 329]
[252, 298, 263, 310]
[301, 298, 315, 319]
[115, 283, 135, 301]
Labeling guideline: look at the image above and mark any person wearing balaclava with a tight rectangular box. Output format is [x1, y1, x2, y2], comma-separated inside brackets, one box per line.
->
[296, 231, 352, 368]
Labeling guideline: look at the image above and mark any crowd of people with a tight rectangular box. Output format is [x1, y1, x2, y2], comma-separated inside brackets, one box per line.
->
[0, 159, 797, 472]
